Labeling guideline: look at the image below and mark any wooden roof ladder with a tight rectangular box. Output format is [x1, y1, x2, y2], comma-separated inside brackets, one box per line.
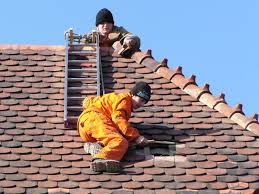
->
[64, 28, 105, 128]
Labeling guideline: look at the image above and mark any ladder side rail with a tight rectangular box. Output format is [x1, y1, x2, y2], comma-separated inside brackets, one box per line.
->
[100, 58, 105, 95]
[95, 30, 101, 96]
[64, 43, 69, 125]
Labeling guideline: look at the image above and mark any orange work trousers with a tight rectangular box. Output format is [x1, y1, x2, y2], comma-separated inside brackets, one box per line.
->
[78, 111, 129, 161]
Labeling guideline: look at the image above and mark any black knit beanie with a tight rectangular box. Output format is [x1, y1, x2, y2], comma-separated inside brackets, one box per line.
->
[96, 8, 114, 26]
[130, 82, 151, 103]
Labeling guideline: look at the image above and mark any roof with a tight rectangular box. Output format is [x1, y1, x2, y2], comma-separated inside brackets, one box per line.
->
[0, 44, 258, 194]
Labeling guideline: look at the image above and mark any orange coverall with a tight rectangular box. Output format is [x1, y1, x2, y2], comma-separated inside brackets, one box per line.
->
[77, 92, 140, 160]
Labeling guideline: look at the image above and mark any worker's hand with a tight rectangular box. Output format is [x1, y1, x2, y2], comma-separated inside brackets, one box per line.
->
[64, 28, 73, 39]
[135, 136, 148, 145]
[124, 38, 136, 48]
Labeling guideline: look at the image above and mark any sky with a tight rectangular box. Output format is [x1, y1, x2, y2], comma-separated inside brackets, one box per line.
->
[1, 0, 258, 118]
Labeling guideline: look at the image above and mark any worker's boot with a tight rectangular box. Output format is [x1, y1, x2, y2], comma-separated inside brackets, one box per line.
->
[91, 159, 121, 173]
[84, 142, 103, 157]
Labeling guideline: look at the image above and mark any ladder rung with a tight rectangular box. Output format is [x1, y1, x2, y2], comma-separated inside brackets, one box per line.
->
[68, 68, 97, 72]
[69, 59, 97, 63]
[68, 43, 96, 47]
[67, 106, 83, 111]
[66, 116, 78, 122]
[68, 86, 97, 90]
[64, 119, 78, 128]
[67, 77, 97, 81]
[69, 51, 96, 55]
[67, 96, 85, 101]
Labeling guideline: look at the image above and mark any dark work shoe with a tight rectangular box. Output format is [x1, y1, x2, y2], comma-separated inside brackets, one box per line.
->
[105, 160, 121, 172]
[91, 159, 121, 173]
[84, 142, 103, 157]
[91, 159, 106, 172]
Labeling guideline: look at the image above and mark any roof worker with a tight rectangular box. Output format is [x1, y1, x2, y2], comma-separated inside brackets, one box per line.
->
[84, 8, 141, 57]
[77, 82, 151, 172]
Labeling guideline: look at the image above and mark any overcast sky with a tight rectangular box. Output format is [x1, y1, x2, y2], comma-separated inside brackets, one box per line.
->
[1, 0, 258, 117]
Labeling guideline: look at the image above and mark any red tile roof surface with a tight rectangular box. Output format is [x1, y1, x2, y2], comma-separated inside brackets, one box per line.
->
[0, 44, 258, 194]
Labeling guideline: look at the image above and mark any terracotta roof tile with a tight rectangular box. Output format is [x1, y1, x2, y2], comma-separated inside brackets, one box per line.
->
[228, 155, 248, 162]
[17, 181, 39, 190]
[218, 175, 239, 183]
[20, 154, 40, 161]
[174, 175, 196, 183]
[153, 175, 174, 182]
[208, 182, 228, 190]
[38, 180, 58, 188]
[227, 168, 248, 176]
[165, 182, 185, 189]
[249, 155, 259, 162]
[17, 167, 39, 174]
[26, 188, 48, 194]
[143, 181, 165, 189]
[5, 187, 26, 194]
[122, 181, 142, 189]
[186, 182, 207, 190]
[27, 174, 47, 181]
[51, 161, 72, 168]
[238, 148, 258, 155]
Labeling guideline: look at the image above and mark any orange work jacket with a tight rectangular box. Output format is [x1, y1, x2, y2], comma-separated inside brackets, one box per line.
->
[78, 92, 140, 141]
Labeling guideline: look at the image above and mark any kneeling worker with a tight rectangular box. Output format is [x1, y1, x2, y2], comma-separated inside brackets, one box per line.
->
[77, 82, 151, 172]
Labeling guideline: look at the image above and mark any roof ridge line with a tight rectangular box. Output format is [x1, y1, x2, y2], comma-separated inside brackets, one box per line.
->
[0, 44, 65, 51]
[132, 50, 259, 136]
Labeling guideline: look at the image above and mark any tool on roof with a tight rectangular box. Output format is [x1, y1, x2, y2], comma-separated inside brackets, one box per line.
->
[64, 28, 105, 128]
[147, 139, 176, 145]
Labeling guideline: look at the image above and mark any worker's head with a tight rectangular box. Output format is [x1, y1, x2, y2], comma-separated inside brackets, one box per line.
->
[130, 82, 151, 109]
[96, 8, 114, 36]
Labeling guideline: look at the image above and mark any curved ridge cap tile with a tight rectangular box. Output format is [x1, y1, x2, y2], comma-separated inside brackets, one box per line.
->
[214, 103, 242, 118]
[156, 66, 182, 81]
[0, 44, 65, 51]
[199, 93, 225, 109]
[231, 112, 257, 129]
[182, 75, 196, 89]
[246, 123, 259, 136]
[132, 50, 151, 64]
[136, 54, 259, 136]
[158, 58, 168, 68]
[214, 102, 259, 136]
[144, 49, 152, 56]
[184, 83, 211, 100]
[132, 50, 168, 72]
[250, 113, 258, 122]
[168, 74, 197, 90]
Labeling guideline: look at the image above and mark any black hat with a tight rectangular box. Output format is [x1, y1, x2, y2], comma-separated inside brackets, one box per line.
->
[130, 82, 151, 103]
[96, 8, 114, 26]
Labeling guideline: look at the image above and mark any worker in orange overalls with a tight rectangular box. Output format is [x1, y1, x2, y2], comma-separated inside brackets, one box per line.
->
[77, 82, 151, 172]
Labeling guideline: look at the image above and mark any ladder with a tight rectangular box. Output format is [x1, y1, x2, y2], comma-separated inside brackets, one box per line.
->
[64, 28, 105, 128]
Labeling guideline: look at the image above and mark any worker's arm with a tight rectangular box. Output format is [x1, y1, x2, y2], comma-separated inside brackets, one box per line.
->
[112, 26, 141, 49]
[111, 99, 140, 141]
